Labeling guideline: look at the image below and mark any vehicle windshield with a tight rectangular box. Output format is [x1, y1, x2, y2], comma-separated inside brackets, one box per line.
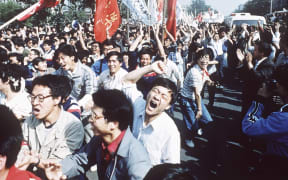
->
[233, 20, 264, 26]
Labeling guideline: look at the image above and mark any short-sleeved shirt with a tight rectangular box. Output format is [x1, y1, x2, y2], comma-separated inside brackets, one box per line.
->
[181, 64, 210, 100]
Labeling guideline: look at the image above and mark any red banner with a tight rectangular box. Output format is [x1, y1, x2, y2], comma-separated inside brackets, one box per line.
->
[17, 0, 61, 21]
[166, 0, 177, 39]
[94, 0, 121, 43]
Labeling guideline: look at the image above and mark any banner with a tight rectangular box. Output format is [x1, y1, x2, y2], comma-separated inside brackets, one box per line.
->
[17, 0, 61, 21]
[147, 0, 158, 24]
[122, 0, 157, 25]
[166, 0, 177, 39]
[157, 0, 164, 22]
[94, 0, 121, 43]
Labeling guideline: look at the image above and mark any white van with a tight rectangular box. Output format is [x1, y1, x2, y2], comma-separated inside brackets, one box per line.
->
[224, 13, 266, 27]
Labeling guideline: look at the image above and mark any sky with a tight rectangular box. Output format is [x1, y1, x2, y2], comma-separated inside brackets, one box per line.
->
[178, 0, 249, 16]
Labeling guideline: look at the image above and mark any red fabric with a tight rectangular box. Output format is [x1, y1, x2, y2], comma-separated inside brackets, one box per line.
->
[101, 130, 126, 170]
[6, 165, 40, 180]
[166, 0, 177, 40]
[94, 0, 121, 43]
[17, 0, 60, 21]
[157, 0, 164, 21]
[202, 69, 209, 80]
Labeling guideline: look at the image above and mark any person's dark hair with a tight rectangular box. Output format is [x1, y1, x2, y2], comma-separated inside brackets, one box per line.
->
[32, 57, 45, 67]
[43, 39, 53, 46]
[92, 89, 133, 131]
[0, 64, 23, 92]
[30, 48, 41, 57]
[151, 77, 178, 105]
[8, 52, 24, 65]
[0, 105, 23, 168]
[195, 48, 210, 62]
[273, 64, 288, 91]
[144, 163, 197, 180]
[0, 47, 8, 64]
[106, 51, 123, 63]
[55, 44, 78, 62]
[255, 41, 272, 57]
[139, 49, 152, 59]
[102, 39, 115, 48]
[32, 74, 73, 105]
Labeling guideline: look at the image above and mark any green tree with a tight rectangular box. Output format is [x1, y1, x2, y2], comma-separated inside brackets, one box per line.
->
[240, 0, 271, 16]
[186, 0, 211, 16]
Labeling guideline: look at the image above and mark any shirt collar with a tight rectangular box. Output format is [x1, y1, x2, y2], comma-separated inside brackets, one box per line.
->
[101, 130, 126, 155]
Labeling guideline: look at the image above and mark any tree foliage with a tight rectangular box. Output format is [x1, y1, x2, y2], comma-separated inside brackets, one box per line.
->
[239, 0, 271, 16]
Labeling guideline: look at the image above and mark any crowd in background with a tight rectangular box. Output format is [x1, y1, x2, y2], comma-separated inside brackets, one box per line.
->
[0, 15, 288, 179]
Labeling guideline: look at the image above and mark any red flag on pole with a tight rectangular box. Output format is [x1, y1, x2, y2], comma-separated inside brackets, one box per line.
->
[16, 0, 61, 21]
[166, 0, 177, 39]
[94, 0, 121, 43]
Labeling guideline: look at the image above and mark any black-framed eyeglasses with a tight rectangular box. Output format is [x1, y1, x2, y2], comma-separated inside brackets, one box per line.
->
[90, 111, 105, 122]
[28, 94, 53, 103]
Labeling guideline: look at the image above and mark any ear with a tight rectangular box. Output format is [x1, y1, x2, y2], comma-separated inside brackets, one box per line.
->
[53, 96, 62, 106]
[0, 155, 7, 170]
[108, 121, 119, 131]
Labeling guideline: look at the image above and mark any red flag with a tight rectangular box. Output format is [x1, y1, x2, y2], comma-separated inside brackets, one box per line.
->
[16, 0, 60, 21]
[94, 0, 121, 43]
[166, 0, 177, 39]
[157, 0, 164, 22]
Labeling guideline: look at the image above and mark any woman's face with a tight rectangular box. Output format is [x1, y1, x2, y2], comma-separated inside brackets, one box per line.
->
[197, 54, 209, 70]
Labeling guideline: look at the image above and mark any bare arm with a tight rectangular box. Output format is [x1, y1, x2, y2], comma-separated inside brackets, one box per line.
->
[193, 87, 202, 120]
[153, 25, 166, 58]
[129, 25, 144, 52]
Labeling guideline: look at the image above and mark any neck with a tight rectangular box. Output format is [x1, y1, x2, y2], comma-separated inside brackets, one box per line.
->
[0, 168, 9, 180]
[5, 90, 18, 102]
[70, 62, 77, 72]
[43, 107, 61, 126]
[102, 129, 122, 145]
[144, 113, 162, 126]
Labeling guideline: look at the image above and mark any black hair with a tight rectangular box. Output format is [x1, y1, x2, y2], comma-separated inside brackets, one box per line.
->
[32, 74, 73, 105]
[139, 49, 152, 59]
[273, 64, 288, 91]
[8, 52, 24, 65]
[43, 39, 53, 46]
[0, 105, 23, 168]
[0, 47, 8, 64]
[30, 48, 41, 57]
[0, 64, 23, 92]
[151, 77, 178, 105]
[195, 49, 210, 62]
[255, 41, 272, 57]
[106, 51, 123, 63]
[32, 57, 45, 67]
[55, 44, 78, 62]
[92, 89, 133, 131]
[144, 163, 197, 180]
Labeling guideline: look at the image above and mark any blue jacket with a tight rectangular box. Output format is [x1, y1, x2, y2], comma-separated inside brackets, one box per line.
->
[242, 101, 288, 157]
[61, 128, 152, 180]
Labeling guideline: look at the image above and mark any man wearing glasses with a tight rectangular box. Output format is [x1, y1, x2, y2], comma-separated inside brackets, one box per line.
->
[43, 89, 151, 180]
[16, 75, 84, 176]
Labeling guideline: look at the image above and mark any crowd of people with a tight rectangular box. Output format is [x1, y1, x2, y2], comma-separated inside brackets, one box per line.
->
[0, 15, 288, 179]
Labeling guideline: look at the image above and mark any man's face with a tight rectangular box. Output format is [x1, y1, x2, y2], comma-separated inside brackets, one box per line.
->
[103, 45, 113, 56]
[108, 55, 122, 76]
[28, 51, 39, 61]
[145, 86, 172, 117]
[57, 52, 76, 72]
[9, 56, 19, 65]
[197, 55, 209, 70]
[91, 43, 100, 53]
[89, 105, 109, 136]
[36, 61, 47, 71]
[31, 85, 59, 120]
[43, 43, 51, 52]
[140, 54, 151, 67]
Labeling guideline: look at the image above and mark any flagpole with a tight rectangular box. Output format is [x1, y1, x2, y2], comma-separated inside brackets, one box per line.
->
[0, 2, 39, 30]
[161, 0, 167, 44]
[127, 8, 130, 39]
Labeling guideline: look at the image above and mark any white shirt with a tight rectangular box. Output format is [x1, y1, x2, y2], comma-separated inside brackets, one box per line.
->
[134, 111, 180, 165]
[254, 57, 266, 70]
[181, 65, 210, 100]
[0, 91, 32, 119]
[97, 68, 142, 102]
